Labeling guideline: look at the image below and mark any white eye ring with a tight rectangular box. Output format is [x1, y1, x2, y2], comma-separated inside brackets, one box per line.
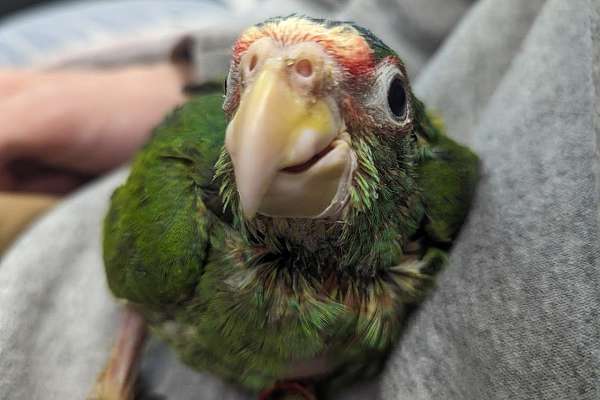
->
[387, 75, 407, 120]
[368, 63, 410, 126]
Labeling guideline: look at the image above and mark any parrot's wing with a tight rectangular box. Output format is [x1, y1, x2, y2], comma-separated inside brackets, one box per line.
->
[416, 108, 480, 243]
[103, 94, 227, 305]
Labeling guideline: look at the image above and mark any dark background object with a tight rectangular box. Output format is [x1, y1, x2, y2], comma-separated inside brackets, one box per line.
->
[0, 0, 59, 19]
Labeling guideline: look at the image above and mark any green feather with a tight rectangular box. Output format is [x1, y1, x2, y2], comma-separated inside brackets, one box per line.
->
[102, 15, 479, 396]
[103, 94, 226, 305]
[414, 102, 480, 242]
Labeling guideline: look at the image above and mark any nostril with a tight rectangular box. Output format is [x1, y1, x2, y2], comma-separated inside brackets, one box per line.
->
[295, 59, 313, 78]
[248, 54, 258, 72]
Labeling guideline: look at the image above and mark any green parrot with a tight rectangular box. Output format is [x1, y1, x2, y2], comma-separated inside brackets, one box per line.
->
[96, 15, 479, 400]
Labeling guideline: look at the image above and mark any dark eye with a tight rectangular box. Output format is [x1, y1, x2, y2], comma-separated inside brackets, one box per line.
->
[387, 76, 407, 119]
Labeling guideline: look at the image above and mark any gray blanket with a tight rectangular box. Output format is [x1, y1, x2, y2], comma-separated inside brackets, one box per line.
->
[0, 0, 598, 399]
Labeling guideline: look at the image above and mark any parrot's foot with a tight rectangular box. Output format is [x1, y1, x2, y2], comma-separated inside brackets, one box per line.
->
[258, 381, 317, 400]
[87, 306, 147, 400]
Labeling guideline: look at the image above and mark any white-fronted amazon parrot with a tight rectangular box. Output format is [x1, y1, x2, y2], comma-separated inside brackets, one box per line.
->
[92, 15, 479, 400]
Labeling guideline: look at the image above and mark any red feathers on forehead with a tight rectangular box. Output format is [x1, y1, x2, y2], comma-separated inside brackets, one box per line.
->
[232, 19, 376, 76]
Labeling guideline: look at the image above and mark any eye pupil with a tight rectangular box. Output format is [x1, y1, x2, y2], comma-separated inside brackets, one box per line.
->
[387, 77, 407, 118]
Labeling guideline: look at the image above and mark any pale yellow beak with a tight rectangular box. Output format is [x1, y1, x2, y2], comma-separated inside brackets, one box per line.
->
[225, 54, 353, 219]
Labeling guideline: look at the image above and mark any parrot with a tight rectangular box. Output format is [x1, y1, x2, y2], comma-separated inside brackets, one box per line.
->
[93, 15, 479, 400]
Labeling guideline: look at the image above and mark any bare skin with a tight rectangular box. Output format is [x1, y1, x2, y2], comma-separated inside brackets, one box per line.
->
[87, 307, 148, 400]
[0, 64, 185, 194]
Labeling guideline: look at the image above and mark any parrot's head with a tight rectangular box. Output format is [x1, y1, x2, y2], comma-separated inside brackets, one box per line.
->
[220, 16, 422, 231]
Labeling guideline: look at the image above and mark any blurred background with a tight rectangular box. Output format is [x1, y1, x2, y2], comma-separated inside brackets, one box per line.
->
[0, 0, 57, 19]
[0, 0, 233, 252]
[0, 0, 60, 253]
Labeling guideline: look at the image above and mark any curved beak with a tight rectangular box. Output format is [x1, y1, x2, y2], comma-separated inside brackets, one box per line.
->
[225, 61, 343, 219]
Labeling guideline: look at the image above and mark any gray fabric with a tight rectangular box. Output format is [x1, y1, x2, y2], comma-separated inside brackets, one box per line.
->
[383, 0, 600, 399]
[1, 0, 599, 399]
[415, 0, 547, 145]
